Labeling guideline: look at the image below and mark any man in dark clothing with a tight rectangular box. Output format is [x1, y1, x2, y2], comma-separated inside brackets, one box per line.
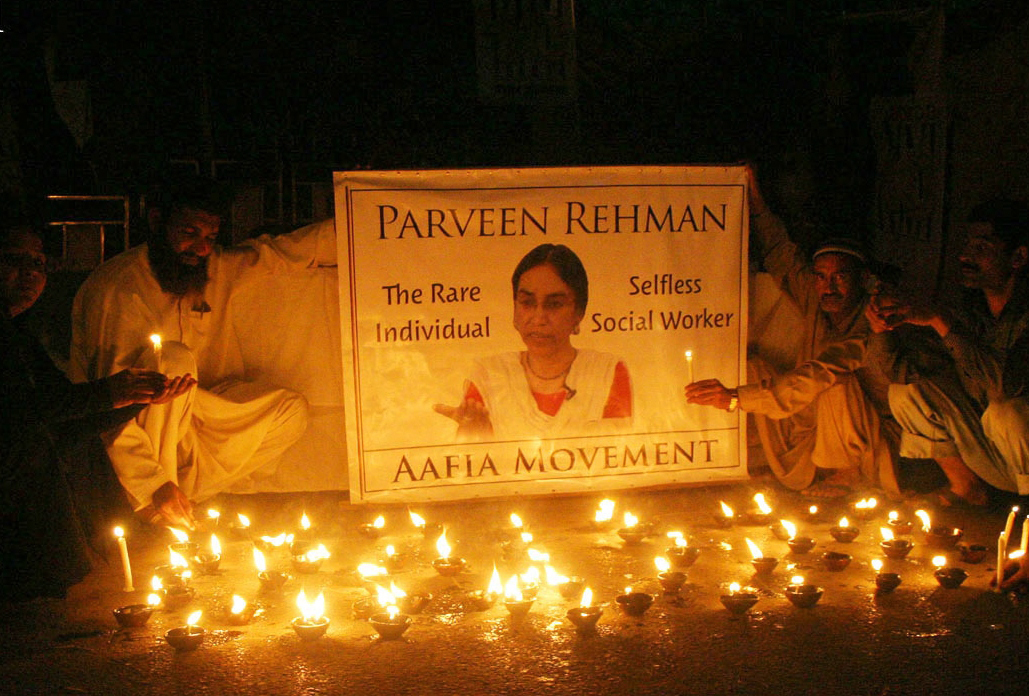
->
[1, 223, 193, 601]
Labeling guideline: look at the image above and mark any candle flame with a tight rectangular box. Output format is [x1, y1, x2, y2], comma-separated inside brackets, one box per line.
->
[147, 593, 162, 607]
[838, 517, 850, 528]
[808, 504, 818, 515]
[880, 527, 894, 542]
[169, 549, 189, 569]
[728, 582, 740, 594]
[527, 548, 550, 563]
[168, 527, 190, 543]
[623, 511, 639, 528]
[374, 583, 397, 608]
[409, 510, 426, 528]
[373, 515, 385, 529]
[915, 509, 931, 533]
[580, 587, 593, 609]
[888, 510, 899, 522]
[1010, 549, 1026, 560]
[149, 334, 162, 350]
[252, 548, 267, 573]
[544, 565, 569, 586]
[303, 544, 331, 562]
[745, 537, 763, 560]
[504, 575, 523, 601]
[436, 529, 452, 559]
[521, 566, 541, 586]
[520, 531, 533, 544]
[296, 589, 325, 621]
[186, 610, 202, 627]
[487, 566, 503, 597]
[684, 349, 693, 361]
[780, 520, 797, 540]
[385, 544, 396, 557]
[655, 556, 671, 573]
[595, 499, 615, 523]
[231, 595, 247, 614]
[388, 581, 407, 599]
[855, 497, 878, 510]
[387, 604, 400, 620]
[932, 555, 946, 568]
[871, 559, 883, 572]
[150, 575, 163, 592]
[113, 526, 125, 539]
[357, 563, 388, 578]
[207, 509, 220, 520]
[300, 513, 311, 530]
[210, 534, 221, 556]
[753, 493, 772, 514]
[237, 513, 251, 528]
[510, 513, 523, 529]
[719, 501, 734, 518]
[259, 533, 290, 547]
[791, 575, 805, 585]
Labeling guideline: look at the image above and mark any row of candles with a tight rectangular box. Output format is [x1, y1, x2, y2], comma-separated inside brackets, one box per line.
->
[111, 495, 1028, 650]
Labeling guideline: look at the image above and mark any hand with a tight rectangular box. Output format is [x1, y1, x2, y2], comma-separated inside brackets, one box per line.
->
[151, 481, 196, 530]
[684, 379, 737, 411]
[106, 368, 171, 408]
[433, 388, 492, 439]
[992, 556, 1029, 591]
[865, 296, 904, 334]
[150, 373, 197, 405]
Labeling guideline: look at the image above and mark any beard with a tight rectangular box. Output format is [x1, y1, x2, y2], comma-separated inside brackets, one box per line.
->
[147, 233, 210, 296]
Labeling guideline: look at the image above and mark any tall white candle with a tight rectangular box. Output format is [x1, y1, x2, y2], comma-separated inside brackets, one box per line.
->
[684, 350, 694, 385]
[1021, 518, 1029, 556]
[114, 526, 134, 592]
[1003, 506, 1019, 545]
[996, 531, 1007, 591]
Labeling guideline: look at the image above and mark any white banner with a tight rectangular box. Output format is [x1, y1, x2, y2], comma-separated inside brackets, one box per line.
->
[335, 166, 749, 503]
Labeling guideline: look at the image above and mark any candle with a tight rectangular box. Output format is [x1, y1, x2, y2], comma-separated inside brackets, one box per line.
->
[684, 349, 694, 384]
[149, 334, 162, 369]
[1004, 506, 1019, 544]
[113, 526, 133, 592]
[1021, 518, 1029, 556]
[997, 531, 1007, 591]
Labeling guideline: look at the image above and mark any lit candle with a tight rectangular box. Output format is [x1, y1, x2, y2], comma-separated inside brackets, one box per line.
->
[997, 531, 1007, 591]
[1021, 517, 1029, 556]
[1003, 506, 1019, 545]
[684, 350, 694, 384]
[149, 334, 162, 368]
[113, 526, 133, 592]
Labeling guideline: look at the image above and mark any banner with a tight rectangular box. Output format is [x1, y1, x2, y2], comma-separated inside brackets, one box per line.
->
[335, 166, 749, 503]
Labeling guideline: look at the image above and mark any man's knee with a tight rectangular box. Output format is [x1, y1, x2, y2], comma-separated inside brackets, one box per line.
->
[276, 391, 310, 441]
[982, 398, 1029, 442]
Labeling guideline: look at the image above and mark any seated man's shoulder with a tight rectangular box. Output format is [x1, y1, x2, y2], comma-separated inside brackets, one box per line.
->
[77, 245, 152, 298]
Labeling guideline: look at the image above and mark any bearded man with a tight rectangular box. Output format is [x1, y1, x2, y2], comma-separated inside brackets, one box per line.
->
[70, 177, 335, 528]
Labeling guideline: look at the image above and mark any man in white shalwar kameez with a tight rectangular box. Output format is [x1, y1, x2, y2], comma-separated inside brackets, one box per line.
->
[70, 179, 335, 527]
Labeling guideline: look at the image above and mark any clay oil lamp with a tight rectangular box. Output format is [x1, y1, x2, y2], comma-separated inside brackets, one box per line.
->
[165, 610, 205, 652]
[666, 531, 701, 569]
[957, 543, 989, 564]
[191, 533, 222, 575]
[193, 508, 221, 536]
[168, 527, 200, 561]
[431, 529, 467, 577]
[785, 575, 823, 608]
[852, 497, 879, 521]
[254, 532, 292, 555]
[925, 526, 964, 550]
[566, 587, 603, 634]
[546, 565, 585, 601]
[879, 527, 914, 560]
[518, 567, 542, 600]
[822, 551, 852, 572]
[655, 556, 687, 593]
[292, 543, 330, 574]
[932, 555, 968, 589]
[357, 562, 391, 591]
[253, 548, 289, 593]
[150, 574, 192, 611]
[292, 589, 330, 641]
[392, 581, 431, 615]
[352, 595, 379, 620]
[113, 592, 160, 629]
[617, 511, 648, 544]
[714, 500, 736, 528]
[887, 510, 913, 535]
[719, 582, 759, 616]
[746, 538, 779, 576]
[770, 519, 792, 541]
[746, 493, 774, 526]
[225, 594, 257, 625]
[466, 566, 503, 611]
[593, 498, 617, 531]
[781, 520, 816, 555]
[503, 574, 535, 619]
[370, 604, 412, 640]
[829, 516, 860, 543]
[359, 515, 386, 540]
[381, 544, 407, 573]
[409, 510, 442, 539]
[229, 512, 252, 540]
[871, 559, 901, 594]
[616, 585, 655, 617]
[154, 549, 192, 590]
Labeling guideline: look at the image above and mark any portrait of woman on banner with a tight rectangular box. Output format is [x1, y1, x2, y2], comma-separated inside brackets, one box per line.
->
[434, 243, 633, 441]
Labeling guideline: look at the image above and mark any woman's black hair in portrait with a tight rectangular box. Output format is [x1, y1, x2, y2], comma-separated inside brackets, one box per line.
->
[511, 244, 589, 315]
